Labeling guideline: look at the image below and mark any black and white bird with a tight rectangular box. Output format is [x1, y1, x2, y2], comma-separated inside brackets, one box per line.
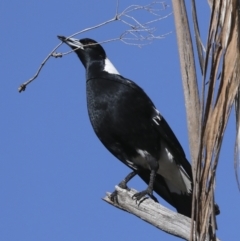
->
[58, 36, 218, 218]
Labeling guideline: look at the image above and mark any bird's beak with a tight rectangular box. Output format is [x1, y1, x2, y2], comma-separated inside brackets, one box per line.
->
[58, 35, 84, 50]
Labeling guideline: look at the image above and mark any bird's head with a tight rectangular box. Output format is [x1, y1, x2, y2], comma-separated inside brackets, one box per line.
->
[58, 36, 119, 76]
[58, 36, 107, 69]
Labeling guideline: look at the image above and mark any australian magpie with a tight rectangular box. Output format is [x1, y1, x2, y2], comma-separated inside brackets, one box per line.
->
[58, 36, 219, 218]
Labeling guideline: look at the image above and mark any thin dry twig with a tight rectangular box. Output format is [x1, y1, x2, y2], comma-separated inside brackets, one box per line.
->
[18, 1, 171, 93]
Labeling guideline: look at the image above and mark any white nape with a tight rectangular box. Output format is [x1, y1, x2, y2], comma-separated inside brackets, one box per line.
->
[104, 58, 120, 75]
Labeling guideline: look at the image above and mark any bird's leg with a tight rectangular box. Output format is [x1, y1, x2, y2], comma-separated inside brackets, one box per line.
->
[117, 171, 137, 189]
[132, 169, 157, 201]
[109, 171, 137, 202]
[132, 156, 158, 202]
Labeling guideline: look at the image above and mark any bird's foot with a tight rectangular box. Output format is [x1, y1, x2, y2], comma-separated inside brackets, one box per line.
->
[132, 189, 151, 201]
[109, 181, 130, 203]
[132, 189, 158, 203]
[109, 190, 119, 203]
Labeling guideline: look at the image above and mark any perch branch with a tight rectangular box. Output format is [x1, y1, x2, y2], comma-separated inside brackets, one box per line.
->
[102, 186, 221, 241]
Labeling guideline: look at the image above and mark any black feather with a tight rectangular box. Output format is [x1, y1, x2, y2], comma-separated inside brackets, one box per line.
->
[58, 36, 219, 217]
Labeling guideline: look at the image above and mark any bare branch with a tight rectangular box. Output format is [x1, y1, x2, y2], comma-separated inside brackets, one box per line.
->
[115, 0, 120, 16]
[102, 186, 221, 241]
[18, 1, 170, 93]
[18, 43, 62, 93]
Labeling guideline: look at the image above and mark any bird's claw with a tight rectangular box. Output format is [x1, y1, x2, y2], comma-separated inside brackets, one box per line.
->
[132, 189, 158, 203]
[109, 182, 130, 203]
[132, 190, 149, 201]
[109, 190, 119, 203]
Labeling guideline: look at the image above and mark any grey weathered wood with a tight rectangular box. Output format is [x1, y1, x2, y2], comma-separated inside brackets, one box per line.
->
[102, 187, 221, 241]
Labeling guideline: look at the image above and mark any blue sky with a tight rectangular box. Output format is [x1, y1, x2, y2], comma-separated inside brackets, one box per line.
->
[1, 1, 239, 240]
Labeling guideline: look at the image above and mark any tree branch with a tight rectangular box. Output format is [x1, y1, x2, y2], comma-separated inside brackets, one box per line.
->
[18, 1, 170, 93]
[102, 186, 221, 241]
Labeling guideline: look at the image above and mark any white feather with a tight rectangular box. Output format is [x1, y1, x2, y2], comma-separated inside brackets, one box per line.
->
[126, 159, 137, 170]
[158, 147, 192, 194]
[152, 108, 161, 125]
[104, 58, 120, 74]
[132, 147, 192, 195]
[131, 149, 150, 169]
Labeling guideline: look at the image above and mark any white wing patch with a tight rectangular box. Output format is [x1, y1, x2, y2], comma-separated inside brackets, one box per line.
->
[130, 143, 192, 195]
[153, 107, 160, 115]
[179, 166, 192, 194]
[130, 149, 150, 169]
[165, 148, 173, 162]
[137, 149, 149, 158]
[104, 58, 120, 75]
[135, 147, 192, 194]
[126, 159, 137, 170]
[152, 108, 161, 125]
[158, 146, 192, 195]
